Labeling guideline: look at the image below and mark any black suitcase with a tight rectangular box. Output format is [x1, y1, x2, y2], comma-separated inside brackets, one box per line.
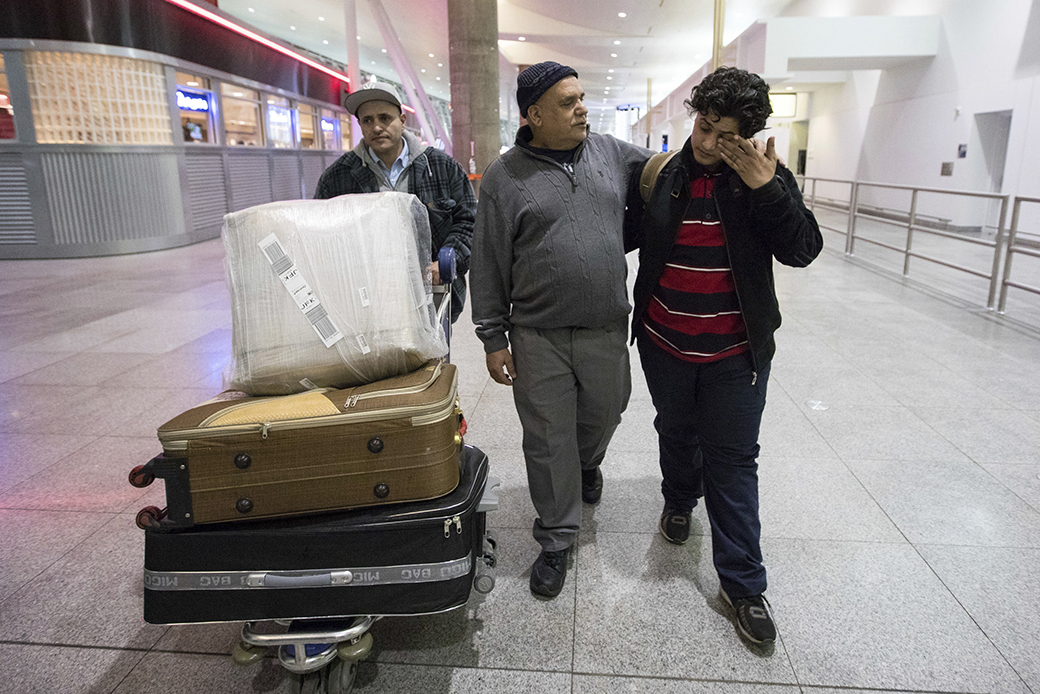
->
[143, 445, 494, 625]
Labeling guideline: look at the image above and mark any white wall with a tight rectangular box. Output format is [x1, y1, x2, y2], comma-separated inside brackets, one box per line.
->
[806, 0, 1040, 230]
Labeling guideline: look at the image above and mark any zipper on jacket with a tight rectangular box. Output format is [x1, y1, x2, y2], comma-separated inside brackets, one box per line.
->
[713, 191, 759, 384]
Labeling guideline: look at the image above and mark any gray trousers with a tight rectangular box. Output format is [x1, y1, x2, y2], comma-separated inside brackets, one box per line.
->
[510, 320, 632, 551]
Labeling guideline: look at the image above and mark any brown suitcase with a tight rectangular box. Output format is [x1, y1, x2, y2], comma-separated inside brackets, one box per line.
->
[130, 361, 463, 529]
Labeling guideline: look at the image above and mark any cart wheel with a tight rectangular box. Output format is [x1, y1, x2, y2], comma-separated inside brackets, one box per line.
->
[485, 529, 498, 550]
[327, 659, 358, 694]
[128, 465, 154, 488]
[299, 671, 323, 694]
[474, 571, 495, 594]
[231, 640, 264, 666]
[336, 632, 373, 661]
[135, 506, 165, 530]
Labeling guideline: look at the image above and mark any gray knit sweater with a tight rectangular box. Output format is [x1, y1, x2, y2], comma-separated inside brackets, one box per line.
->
[471, 128, 650, 353]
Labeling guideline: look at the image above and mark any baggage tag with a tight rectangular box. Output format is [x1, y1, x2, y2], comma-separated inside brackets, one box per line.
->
[258, 234, 344, 348]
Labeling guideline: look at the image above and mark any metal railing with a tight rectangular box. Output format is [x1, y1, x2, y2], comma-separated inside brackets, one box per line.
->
[997, 196, 1040, 313]
[798, 176, 1014, 311]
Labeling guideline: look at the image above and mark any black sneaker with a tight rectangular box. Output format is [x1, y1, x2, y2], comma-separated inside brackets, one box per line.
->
[720, 589, 776, 644]
[659, 508, 692, 545]
[529, 548, 569, 598]
[581, 467, 603, 504]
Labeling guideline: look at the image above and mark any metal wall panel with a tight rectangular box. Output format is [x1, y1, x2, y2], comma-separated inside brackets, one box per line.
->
[227, 153, 272, 211]
[41, 150, 184, 245]
[0, 154, 36, 244]
[271, 153, 302, 201]
[184, 151, 228, 233]
[301, 153, 326, 200]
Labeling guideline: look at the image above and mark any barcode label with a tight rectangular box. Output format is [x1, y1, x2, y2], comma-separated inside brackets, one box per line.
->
[260, 238, 294, 275]
[356, 333, 371, 354]
[299, 378, 318, 390]
[258, 234, 343, 348]
[358, 286, 371, 307]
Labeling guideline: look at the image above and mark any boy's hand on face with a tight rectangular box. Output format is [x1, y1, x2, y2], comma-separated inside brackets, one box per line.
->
[718, 134, 777, 190]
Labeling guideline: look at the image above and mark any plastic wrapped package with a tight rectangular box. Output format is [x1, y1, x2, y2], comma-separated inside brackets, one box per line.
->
[221, 192, 447, 395]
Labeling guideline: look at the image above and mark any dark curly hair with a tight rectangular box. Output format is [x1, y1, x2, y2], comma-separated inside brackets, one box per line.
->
[684, 66, 772, 138]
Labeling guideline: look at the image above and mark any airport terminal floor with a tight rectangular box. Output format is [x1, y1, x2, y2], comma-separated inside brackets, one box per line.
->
[1, 235, 1039, 693]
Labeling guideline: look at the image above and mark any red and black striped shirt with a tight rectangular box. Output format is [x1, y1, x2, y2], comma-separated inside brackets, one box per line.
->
[642, 173, 749, 362]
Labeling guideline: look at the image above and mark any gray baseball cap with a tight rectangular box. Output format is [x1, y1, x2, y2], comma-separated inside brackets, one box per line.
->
[343, 81, 403, 115]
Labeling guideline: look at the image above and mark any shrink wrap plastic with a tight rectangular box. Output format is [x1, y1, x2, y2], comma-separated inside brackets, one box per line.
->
[221, 192, 447, 395]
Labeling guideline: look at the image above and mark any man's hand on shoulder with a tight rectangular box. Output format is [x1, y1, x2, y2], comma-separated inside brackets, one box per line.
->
[486, 348, 516, 386]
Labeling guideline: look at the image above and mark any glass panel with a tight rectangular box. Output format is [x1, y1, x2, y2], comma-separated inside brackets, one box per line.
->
[340, 115, 352, 150]
[299, 103, 318, 149]
[24, 50, 171, 145]
[0, 59, 14, 140]
[176, 71, 210, 90]
[319, 108, 340, 150]
[222, 84, 258, 101]
[224, 98, 262, 146]
[266, 95, 293, 148]
[176, 87, 214, 143]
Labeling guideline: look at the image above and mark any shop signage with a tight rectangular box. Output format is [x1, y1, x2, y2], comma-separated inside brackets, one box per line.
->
[176, 90, 210, 112]
[320, 119, 336, 132]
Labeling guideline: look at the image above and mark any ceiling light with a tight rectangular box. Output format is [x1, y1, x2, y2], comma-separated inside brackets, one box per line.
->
[518, 36, 526, 41]
[607, 76, 612, 80]
[247, 7, 254, 11]
[421, 68, 426, 73]
[786, 86, 794, 90]
[371, 61, 376, 65]
[613, 40, 621, 45]
[611, 53, 618, 58]
[436, 76, 441, 80]
[290, 25, 296, 30]
[618, 12, 627, 17]
[438, 63, 443, 67]
[323, 40, 329, 44]
[608, 69, 615, 73]
[187, 81, 199, 86]
[357, 35, 361, 40]
[429, 53, 435, 58]
[233, 92, 243, 97]
[381, 48, 387, 53]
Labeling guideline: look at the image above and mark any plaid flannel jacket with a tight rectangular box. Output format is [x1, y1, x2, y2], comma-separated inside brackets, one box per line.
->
[314, 139, 476, 322]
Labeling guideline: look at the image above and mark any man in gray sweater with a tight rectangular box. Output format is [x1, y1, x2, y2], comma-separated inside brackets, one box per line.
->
[471, 62, 649, 598]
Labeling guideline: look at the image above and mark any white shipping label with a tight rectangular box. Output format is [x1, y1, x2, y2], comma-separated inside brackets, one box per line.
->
[358, 286, 371, 307]
[299, 378, 318, 390]
[258, 234, 343, 348]
[355, 333, 371, 354]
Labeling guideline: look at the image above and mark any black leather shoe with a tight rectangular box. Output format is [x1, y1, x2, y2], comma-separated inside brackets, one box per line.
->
[529, 548, 569, 598]
[581, 467, 603, 504]
[659, 507, 692, 545]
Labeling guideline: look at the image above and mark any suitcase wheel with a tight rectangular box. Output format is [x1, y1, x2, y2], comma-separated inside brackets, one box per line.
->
[135, 506, 166, 530]
[231, 640, 265, 666]
[128, 465, 155, 488]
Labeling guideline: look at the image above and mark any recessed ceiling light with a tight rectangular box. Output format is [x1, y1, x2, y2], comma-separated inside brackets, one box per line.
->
[323, 40, 329, 44]
[436, 76, 441, 80]
[381, 48, 387, 53]
[429, 53, 435, 58]
[357, 35, 361, 40]
[290, 25, 296, 30]
[518, 36, 526, 41]
[233, 92, 243, 97]
[607, 76, 612, 80]
[371, 61, 376, 65]
[421, 68, 426, 73]
[608, 69, 615, 73]
[611, 53, 618, 58]
[318, 16, 325, 21]
[618, 12, 627, 17]
[438, 63, 443, 67]
[248, 7, 254, 11]
[187, 81, 199, 86]
[786, 86, 794, 90]
[613, 40, 621, 45]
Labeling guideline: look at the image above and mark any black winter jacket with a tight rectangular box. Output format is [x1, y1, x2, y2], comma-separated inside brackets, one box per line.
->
[624, 139, 823, 375]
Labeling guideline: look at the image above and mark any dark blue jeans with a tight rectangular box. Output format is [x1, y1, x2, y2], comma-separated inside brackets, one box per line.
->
[637, 336, 770, 599]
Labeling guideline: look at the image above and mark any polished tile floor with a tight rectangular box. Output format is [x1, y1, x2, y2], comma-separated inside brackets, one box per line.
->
[1, 233, 1039, 694]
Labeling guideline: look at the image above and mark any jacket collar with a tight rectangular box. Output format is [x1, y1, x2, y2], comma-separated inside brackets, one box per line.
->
[352, 129, 429, 174]
[515, 124, 589, 163]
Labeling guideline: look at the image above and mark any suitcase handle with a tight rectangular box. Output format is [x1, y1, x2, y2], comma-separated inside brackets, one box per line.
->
[250, 571, 353, 588]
